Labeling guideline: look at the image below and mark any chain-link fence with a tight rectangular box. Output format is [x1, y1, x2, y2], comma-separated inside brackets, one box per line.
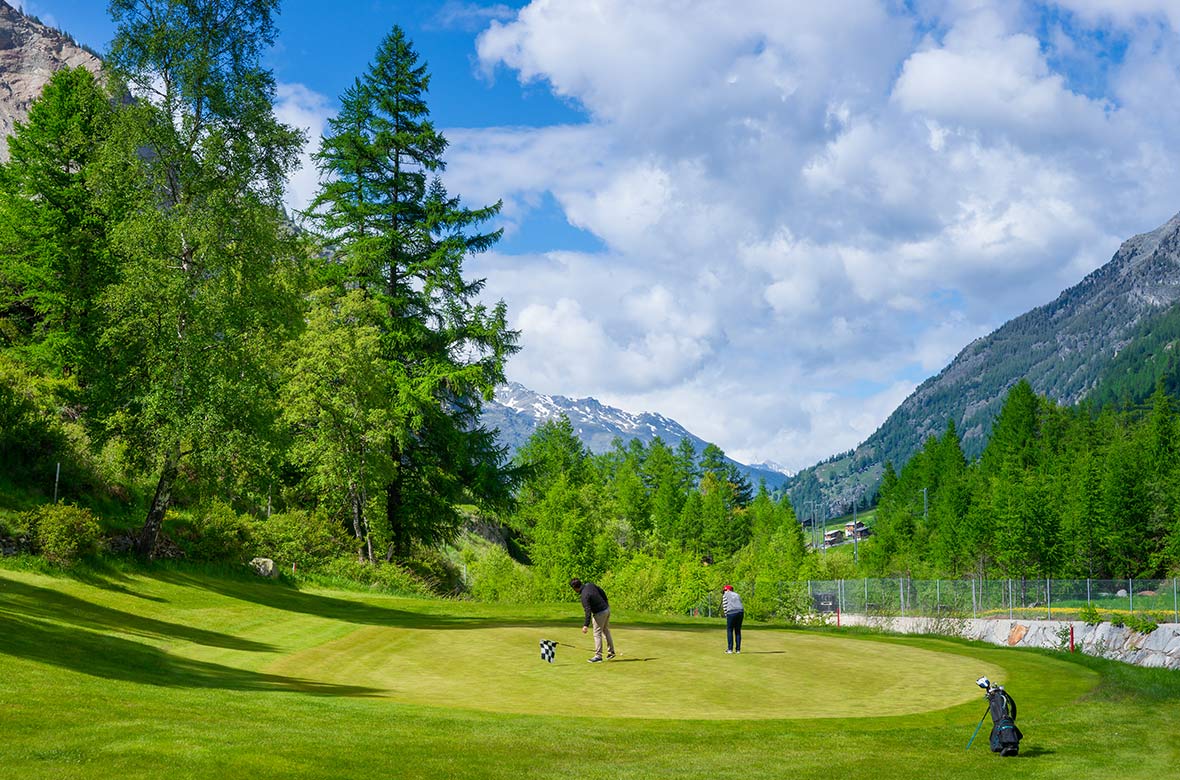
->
[818, 578, 1180, 621]
[693, 578, 1180, 622]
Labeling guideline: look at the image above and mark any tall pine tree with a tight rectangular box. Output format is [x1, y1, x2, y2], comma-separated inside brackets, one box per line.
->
[307, 27, 519, 559]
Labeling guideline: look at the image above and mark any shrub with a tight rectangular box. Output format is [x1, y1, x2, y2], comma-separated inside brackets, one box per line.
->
[252, 510, 349, 571]
[30, 503, 101, 565]
[170, 501, 255, 562]
[1079, 602, 1102, 626]
[404, 545, 463, 594]
[601, 551, 746, 617]
[1126, 613, 1159, 634]
[315, 556, 433, 596]
[603, 552, 674, 613]
[1054, 624, 1073, 652]
[467, 545, 537, 603]
[771, 581, 821, 625]
[1110, 612, 1126, 628]
[0, 358, 68, 481]
[1, 509, 33, 539]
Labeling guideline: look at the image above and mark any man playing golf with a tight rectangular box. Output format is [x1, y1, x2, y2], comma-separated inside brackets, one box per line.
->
[570, 578, 615, 663]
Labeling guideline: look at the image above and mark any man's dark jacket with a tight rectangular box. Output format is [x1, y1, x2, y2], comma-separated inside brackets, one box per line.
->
[579, 582, 609, 627]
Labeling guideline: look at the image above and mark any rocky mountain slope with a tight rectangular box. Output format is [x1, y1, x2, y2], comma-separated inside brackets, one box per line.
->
[482, 382, 790, 489]
[792, 210, 1180, 514]
[0, 0, 101, 160]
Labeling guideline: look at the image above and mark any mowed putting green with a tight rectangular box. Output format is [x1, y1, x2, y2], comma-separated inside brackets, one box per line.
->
[267, 622, 1002, 719]
[0, 567, 1002, 722]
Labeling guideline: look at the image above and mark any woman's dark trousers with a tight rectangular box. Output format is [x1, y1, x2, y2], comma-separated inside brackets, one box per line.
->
[726, 611, 744, 651]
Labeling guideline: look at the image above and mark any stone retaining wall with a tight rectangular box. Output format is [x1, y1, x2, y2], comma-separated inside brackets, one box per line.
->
[839, 614, 1180, 670]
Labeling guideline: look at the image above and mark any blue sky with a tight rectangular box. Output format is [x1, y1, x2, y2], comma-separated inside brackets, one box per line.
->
[13, 1, 1180, 471]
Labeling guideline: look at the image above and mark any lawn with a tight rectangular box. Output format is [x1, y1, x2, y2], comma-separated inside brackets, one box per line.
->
[1, 562, 1177, 779]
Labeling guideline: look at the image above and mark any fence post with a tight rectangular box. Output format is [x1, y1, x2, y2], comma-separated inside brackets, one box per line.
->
[971, 579, 977, 619]
[1008, 579, 1013, 620]
[864, 578, 868, 614]
[1086, 578, 1091, 607]
[1129, 578, 1133, 613]
[1047, 577, 1051, 621]
[900, 577, 905, 618]
[1174, 578, 1178, 624]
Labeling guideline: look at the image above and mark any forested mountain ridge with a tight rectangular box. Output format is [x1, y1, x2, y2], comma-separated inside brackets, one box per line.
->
[792, 210, 1180, 515]
[481, 382, 790, 490]
[0, 1, 100, 160]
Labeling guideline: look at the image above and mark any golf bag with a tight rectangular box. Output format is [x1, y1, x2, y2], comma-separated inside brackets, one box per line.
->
[986, 686, 1022, 757]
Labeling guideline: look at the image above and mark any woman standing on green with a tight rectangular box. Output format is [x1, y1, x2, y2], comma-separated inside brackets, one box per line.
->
[722, 585, 744, 654]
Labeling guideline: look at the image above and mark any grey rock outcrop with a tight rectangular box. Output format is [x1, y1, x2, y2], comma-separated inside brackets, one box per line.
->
[249, 557, 277, 578]
[0, 0, 101, 160]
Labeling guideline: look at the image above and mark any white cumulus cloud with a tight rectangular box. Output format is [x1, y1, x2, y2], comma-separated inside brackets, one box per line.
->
[447, 0, 1180, 470]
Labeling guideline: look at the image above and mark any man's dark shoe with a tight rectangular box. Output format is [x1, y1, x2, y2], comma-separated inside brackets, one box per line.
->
[606, 651, 616, 659]
[587, 656, 602, 663]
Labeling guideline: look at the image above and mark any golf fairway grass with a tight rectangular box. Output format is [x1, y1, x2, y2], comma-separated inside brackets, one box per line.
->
[1, 564, 1176, 780]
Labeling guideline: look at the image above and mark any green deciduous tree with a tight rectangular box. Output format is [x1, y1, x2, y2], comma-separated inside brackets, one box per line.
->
[99, 0, 306, 556]
[281, 289, 397, 561]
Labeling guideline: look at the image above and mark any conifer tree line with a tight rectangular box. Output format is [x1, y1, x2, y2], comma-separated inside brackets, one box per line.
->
[489, 417, 808, 608]
[0, 1, 515, 564]
[867, 379, 1180, 580]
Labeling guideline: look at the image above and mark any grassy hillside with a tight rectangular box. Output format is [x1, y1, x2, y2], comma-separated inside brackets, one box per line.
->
[2, 561, 1178, 779]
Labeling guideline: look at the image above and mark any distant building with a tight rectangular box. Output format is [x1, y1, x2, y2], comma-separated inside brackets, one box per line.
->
[845, 520, 872, 539]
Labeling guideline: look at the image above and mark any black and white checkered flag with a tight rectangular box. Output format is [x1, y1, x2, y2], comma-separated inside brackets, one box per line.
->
[539, 639, 557, 663]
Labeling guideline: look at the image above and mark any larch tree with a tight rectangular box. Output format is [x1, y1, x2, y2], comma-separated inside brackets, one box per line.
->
[306, 26, 518, 560]
[0, 66, 115, 378]
[97, 0, 306, 557]
[281, 288, 392, 562]
[643, 437, 686, 547]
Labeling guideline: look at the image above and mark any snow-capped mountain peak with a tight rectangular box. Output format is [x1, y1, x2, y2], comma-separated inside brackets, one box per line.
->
[483, 382, 788, 488]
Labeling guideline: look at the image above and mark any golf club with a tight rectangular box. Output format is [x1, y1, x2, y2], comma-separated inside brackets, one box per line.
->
[966, 705, 990, 750]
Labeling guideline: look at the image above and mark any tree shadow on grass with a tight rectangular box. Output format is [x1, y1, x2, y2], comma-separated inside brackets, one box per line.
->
[147, 570, 527, 631]
[68, 561, 168, 602]
[0, 574, 271, 652]
[0, 612, 381, 696]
